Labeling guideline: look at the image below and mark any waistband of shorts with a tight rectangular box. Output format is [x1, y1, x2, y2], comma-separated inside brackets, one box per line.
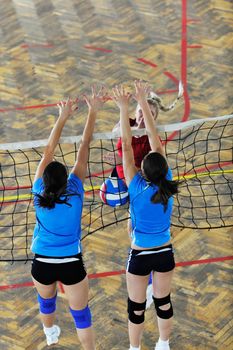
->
[35, 253, 81, 259]
[34, 253, 82, 263]
[130, 244, 173, 255]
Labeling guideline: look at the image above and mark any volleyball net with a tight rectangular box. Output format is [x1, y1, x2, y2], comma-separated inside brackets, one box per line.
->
[0, 114, 232, 262]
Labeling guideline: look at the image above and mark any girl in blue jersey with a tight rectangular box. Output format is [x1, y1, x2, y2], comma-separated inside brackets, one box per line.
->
[111, 81, 179, 350]
[31, 88, 104, 349]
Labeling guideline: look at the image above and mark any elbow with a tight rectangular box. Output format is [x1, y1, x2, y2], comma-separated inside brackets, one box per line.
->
[80, 138, 91, 147]
[44, 145, 54, 156]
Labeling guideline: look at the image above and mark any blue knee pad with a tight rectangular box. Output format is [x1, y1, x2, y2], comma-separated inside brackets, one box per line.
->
[37, 293, 57, 314]
[70, 305, 92, 329]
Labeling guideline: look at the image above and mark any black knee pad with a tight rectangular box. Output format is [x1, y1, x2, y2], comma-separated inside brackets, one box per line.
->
[127, 298, 146, 324]
[153, 294, 173, 319]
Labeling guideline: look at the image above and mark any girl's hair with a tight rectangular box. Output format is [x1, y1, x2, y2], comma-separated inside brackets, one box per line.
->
[36, 161, 69, 209]
[142, 152, 179, 211]
[147, 81, 183, 113]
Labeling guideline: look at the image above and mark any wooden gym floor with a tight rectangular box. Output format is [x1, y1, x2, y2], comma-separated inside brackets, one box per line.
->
[0, 0, 232, 349]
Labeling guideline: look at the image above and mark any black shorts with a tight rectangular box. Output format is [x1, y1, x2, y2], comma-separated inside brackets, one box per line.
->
[31, 253, 87, 285]
[126, 244, 175, 275]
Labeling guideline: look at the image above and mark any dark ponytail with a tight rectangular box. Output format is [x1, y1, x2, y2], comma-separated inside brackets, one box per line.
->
[143, 152, 179, 211]
[34, 161, 69, 209]
[150, 177, 179, 211]
[35, 185, 70, 209]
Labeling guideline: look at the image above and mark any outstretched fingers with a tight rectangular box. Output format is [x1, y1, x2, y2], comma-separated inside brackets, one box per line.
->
[83, 85, 108, 111]
[57, 97, 79, 117]
[112, 84, 131, 98]
[133, 79, 151, 102]
[134, 79, 150, 93]
[110, 84, 131, 110]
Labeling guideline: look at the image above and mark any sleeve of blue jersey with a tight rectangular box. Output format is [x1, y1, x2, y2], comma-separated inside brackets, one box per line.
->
[128, 168, 173, 200]
[166, 167, 173, 181]
[32, 178, 43, 194]
[128, 172, 144, 200]
[68, 173, 84, 194]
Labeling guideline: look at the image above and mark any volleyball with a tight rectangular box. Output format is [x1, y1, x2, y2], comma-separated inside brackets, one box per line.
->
[99, 176, 129, 207]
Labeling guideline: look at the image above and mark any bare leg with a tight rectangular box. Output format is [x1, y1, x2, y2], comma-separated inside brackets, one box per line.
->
[63, 276, 95, 350]
[32, 277, 57, 327]
[128, 220, 153, 310]
[153, 269, 175, 341]
[126, 271, 150, 347]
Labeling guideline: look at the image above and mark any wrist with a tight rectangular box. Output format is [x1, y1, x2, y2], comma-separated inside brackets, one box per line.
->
[89, 107, 98, 114]
[59, 112, 70, 120]
[119, 105, 129, 111]
[137, 97, 147, 105]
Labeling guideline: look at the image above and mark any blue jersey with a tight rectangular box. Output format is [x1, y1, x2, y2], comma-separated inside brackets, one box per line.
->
[31, 173, 84, 257]
[128, 168, 173, 248]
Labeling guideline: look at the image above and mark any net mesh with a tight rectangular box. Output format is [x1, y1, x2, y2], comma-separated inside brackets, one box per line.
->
[0, 115, 232, 262]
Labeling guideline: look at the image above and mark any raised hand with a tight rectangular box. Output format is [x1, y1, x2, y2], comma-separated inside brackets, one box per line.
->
[83, 85, 108, 112]
[57, 98, 78, 120]
[134, 80, 151, 103]
[111, 85, 131, 110]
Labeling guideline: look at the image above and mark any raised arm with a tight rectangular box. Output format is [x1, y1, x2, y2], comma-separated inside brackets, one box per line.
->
[111, 85, 137, 186]
[34, 98, 78, 183]
[134, 80, 165, 157]
[71, 87, 105, 182]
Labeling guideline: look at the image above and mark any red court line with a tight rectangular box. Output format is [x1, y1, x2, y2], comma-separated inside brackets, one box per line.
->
[0, 51, 181, 113]
[137, 58, 157, 68]
[0, 88, 178, 112]
[0, 103, 58, 112]
[0, 2, 189, 117]
[0, 281, 34, 290]
[163, 72, 179, 85]
[0, 256, 232, 291]
[21, 43, 54, 48]
[58, 281, 65, 293]
[0, 185, 32, 191]
[184, 161, 233, 176]
[1, 160, 231, 199]
[166, 0, 190, 142]
[176, 256, 233, 267]
[187, 45, 203, 49]
[84, 45, 113, 53]
[0, 0, 191, 203]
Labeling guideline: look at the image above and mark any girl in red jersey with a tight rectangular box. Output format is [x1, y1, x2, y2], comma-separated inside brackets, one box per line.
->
[112, 85, 183, 180]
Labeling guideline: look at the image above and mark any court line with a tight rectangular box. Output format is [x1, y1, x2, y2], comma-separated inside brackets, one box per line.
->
[137, 58, 157, 68]
[1, 167, 232, 203]
[187, 45, 203, 49]
[1, 155, 232, 193]
[0, 255, 232, 291]
[0, 0, 229, 293]
[0, 71, 178, 113]
[0, 1, 188, 116]
[0, 161, 232, 193]
[21, 43, 54, 48]
[166, 0, 190, 142]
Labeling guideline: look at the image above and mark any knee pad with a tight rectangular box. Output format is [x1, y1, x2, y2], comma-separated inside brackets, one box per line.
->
[70, 305, 92, 329]
[127, 298, 146, 324]
[37, 293, 57, 314]
[153, 294, 173, 319]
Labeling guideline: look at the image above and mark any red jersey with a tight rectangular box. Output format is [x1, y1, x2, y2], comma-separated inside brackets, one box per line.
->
[116, 118, 151, 179]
